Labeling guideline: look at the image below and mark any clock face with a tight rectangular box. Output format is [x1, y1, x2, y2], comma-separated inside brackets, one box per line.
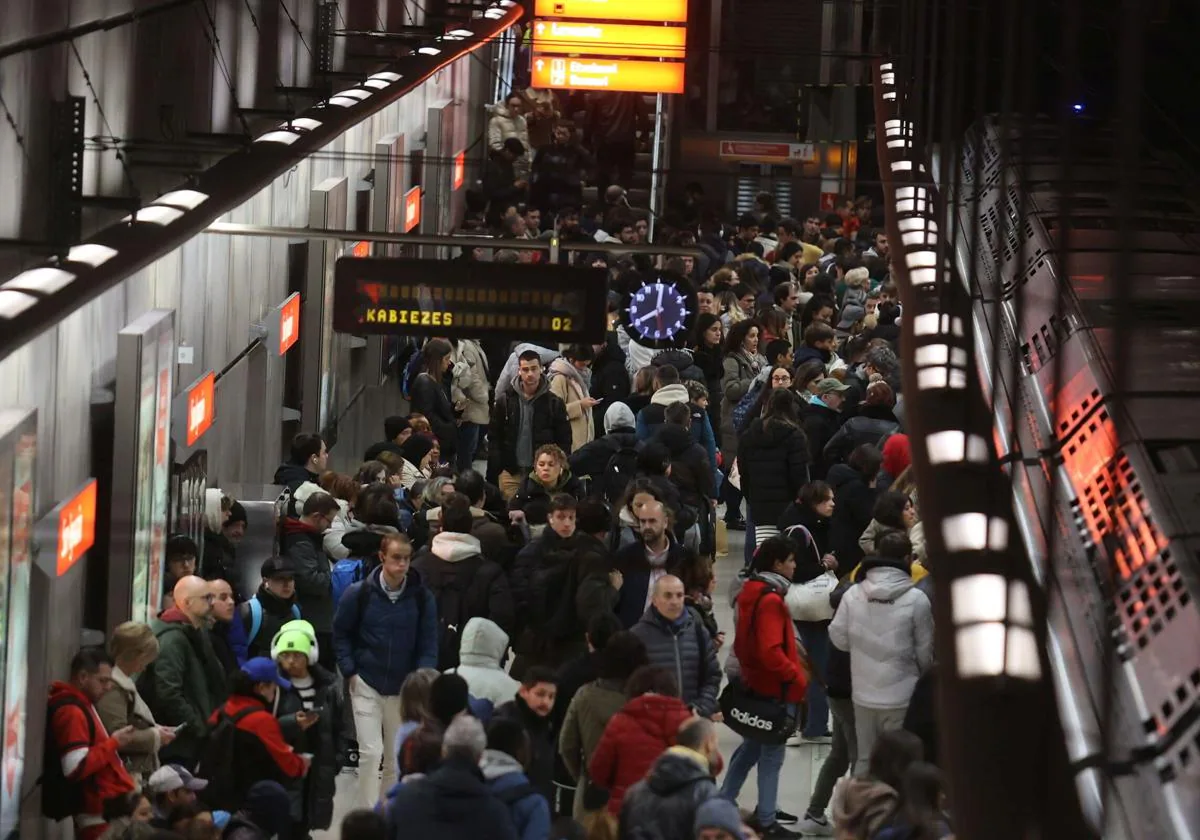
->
[622, 277, 696, 349]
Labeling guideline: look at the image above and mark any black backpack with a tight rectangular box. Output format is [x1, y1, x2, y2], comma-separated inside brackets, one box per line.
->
[428, 556, 484, 670]
[195, 707, 261, 811]
[529, 549, 582, 642]
[42, 696, 95, 820]
[601, 443, 640, 504]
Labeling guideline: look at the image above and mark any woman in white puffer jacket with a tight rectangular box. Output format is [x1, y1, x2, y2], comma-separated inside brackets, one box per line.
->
[488, 94, 531, 179]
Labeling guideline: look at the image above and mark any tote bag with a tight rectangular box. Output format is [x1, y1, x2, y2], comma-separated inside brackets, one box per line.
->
[782, 524, 837, 622]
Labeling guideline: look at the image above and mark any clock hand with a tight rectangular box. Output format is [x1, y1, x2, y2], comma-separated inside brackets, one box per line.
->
[656, 285, 664, 312]
[634, 309, 659, 326]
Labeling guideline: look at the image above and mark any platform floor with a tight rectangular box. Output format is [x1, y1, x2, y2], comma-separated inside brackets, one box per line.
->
[315, 524, 833, 836]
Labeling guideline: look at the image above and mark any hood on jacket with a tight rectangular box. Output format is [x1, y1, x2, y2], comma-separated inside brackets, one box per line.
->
[157, 606, 191, 626]
[283, 517, 323, 539]
[826, 462, 860, 491]
[512, 374, 551, 402]
[857, 403, 900, 423]
[498, 344, 561, 397]
[49, 680, 92, 709]
[619, 693, 692, 742]
[241, 781, 292, 837]
[289, 481, 327, 510]
[604, 402, 636, 434]
[649, 383, 690, 408]
[458, 617, 509, 668]
[654, 423, 696, 458]
[549, 356, 588, 391]
[430, 531, 483, 563]
[479, 749, 527, 781]
[273, 462, 313, 487]
[832, 777, 900, 839]
[204, 488, 227, 533]
[425, 757, 493, 818]
[742, 416, 806, 448]
[860, 564, 916, 601]
[645, 746, 711, 794]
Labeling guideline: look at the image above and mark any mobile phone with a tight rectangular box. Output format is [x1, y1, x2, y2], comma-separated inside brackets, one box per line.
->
[173, 722, 189, 734]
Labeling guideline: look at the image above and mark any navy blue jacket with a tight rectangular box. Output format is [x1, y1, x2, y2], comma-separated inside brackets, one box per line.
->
[332, 567, 439, 695]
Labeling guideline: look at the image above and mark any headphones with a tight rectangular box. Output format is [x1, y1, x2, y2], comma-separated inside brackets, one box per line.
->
[270, 618, 319, 666]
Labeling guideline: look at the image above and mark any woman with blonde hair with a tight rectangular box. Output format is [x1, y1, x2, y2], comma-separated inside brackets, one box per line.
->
[95, 622, 176, 782]
[391, 668, 440, 773]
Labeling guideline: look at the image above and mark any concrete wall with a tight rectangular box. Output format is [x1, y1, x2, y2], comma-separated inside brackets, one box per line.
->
[0, 6, 498, 827]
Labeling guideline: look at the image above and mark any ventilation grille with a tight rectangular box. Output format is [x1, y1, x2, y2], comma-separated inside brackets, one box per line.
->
[1156, 667, 1200, 783]
[1020, 313, 1072, 374]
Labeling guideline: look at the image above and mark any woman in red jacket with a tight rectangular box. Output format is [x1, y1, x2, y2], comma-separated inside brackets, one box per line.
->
[719, 536, 808, 838]
[208, 657, 309, 810]
[587, 666, 694, 816]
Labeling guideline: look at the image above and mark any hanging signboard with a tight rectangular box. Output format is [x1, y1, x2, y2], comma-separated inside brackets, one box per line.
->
[534, 0, 688, 24]
[403, 187, 422, 232]
[278, 293, 301, 355]
[452, 151, 466, 191]
[531, 19, 687, 59]
[184, 372, 215, 447]
[41, 479, 99, 578]
[718, 141, 817, 164]
[531, 56, 685, 94]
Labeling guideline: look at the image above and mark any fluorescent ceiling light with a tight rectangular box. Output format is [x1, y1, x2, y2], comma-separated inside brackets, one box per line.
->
[447, 29, 473, 37]
[3, 267, 76, 295]
[362, 79, 389, 90]
[0, 290, 38, 319]
[418, 46, 441, 55]
[333, 89, 371, 101]
[483, 8, 505, 18]
[327, 97, 359, 108]
[286, 118, 323, 131]
[122, 205, 185, 225]
[256, 131, 302, 145]
[155, 189, 209, 210]
[369, 71, 402, 82]
[67, 243, 118, 267]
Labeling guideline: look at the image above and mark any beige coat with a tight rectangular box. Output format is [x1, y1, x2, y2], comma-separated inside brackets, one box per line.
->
[94, 666, 161, 781]
[451, 339, 491, 426]
[549, 357, 595, 452]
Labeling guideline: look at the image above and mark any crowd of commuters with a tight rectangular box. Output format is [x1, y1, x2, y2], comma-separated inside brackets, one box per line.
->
[42, 152, 944, 840]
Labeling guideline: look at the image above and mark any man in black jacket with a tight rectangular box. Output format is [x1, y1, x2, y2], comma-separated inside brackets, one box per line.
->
[804, 378, 850, 480]
[384, 715, 518, 840]
[280, 492, 338, 668]
[493, 668, 558, 805]
[273, 433, 328, 492]
[654, 403, 716, 513]
[489, 350, 572, 500]
[613, 500, 696, 629]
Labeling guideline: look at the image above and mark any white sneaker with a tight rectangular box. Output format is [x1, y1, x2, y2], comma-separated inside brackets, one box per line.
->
[786, 732, 805, 747]
[798, 814, 833, 836]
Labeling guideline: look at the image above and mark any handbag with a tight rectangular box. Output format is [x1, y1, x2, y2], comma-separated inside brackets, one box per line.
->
[718, 588, 797, 745]
[727, 458, 741, 490]
[782, 524, 837, 622]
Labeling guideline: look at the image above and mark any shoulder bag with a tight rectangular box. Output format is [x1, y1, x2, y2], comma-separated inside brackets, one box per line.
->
[718, 587, 798, 745]
[782, 524, 837, 622]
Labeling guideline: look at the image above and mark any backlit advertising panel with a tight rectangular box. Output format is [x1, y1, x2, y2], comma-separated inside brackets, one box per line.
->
[0, 409, 36, 840]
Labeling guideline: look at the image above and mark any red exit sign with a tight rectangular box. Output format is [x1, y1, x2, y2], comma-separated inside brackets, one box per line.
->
[57, 479, 97, 576]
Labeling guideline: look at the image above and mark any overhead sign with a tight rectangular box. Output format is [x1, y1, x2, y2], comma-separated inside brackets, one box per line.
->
[351, 240, 371, 257]
[56, 480, 97, 577]
[532, 56, 684, 94]
[532, 19, 686, 58]
[278, 293, 300, 355]
[718, 141, 817, 164]
[332, 257, 608, 343]
[534, 0, 688, 23]
[452, 151, 465, 191]
[403, 186, 421, 232]
[185, 371, 215, 446]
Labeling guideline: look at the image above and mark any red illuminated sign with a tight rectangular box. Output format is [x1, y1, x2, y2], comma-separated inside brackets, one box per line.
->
[185, 372, 215, 446]
[404, 187, 422, 232]
[56, 480, 97, 577]
[534, 0, 688, 23]
[453, 151, 465, 191]
[351, 241, 371, 258]
[279, 293, 300, 355]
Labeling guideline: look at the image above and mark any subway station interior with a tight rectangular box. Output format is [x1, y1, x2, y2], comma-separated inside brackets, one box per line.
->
[1, 0, 1199, 838]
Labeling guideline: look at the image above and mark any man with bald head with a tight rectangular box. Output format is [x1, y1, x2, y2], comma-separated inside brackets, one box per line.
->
[141, 575, 228, 764]
[613, 499, 698, 630]
[630, 574, 722, 719]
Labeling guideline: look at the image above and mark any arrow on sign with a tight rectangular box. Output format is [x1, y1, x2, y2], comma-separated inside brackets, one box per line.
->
[535, 59, 544, 71]
[535, 21, 544, 34]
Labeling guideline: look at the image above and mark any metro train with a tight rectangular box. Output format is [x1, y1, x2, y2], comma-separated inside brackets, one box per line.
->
[946, 117, 1200, 839]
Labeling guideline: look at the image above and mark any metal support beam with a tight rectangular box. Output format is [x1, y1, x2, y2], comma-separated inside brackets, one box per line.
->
[203, 222, 705, 259]
[48, 95, 85, 250]
[315, 2, 339, 76]
[0, 0, 200, 61]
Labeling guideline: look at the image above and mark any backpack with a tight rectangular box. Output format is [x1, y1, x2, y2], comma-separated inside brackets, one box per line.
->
[528, 550, 581, 641]
[196, 707, 262, 811]
[246, 598, 302, 646]
[400, 348, 425, 398]
[331, 557, 368, 606]
[42, 696, 95, 820]
[732, 377, 766, 431]
[601, 443, 641, 504]
[427, 556, 484, 670]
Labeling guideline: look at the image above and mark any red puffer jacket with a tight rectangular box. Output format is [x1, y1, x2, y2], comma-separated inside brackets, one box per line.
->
[587, 692, 693, 815]
[733, 578, 808, 704]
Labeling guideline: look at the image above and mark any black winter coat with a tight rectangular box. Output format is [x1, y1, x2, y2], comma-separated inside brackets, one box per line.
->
[619, 749, 718, 840]
[385, 756, 519, 840]
[654, 424, 714, 508]
[408, 372, 458, 462]
[590, 333, 631, 432]
[737, 418, 812, 526]
[821, 403, 900, 466]
[280, 521, 333, 633]
[202, 529, 239, 595]
[826, 463, 877, 570]
[494, 697, 557, 803]
[239, 585, 300, 659]
[613, 539, 694, 629]
[488, 380, 572, 478]
[777, 503, 833, 584]
[411, 542, 515, 669]
[508, 529, 572, 642]
[276, 665, 343, 830]
[568, 430, 639, 487]
[802, 403, 844, 480]
[509, 472, 584, 526]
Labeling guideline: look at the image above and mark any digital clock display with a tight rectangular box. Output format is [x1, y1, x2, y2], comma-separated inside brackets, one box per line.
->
[333, 257, 607, 343]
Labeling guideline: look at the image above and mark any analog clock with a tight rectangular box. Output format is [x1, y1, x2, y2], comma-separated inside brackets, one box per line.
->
[620, 274, 698, 349]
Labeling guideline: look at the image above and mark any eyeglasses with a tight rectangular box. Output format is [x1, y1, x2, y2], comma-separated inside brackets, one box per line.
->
[188, 593, 216, 604]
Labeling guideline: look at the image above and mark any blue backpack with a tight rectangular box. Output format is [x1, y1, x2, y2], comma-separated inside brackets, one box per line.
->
[331, 557, 368, 606]
[400, 348, 424, 398]
[732, 377, 767, 431]
[247, 598, 301, 646]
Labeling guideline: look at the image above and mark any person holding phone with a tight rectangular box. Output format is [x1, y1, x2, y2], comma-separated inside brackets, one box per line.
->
[271, 620, 343, 838]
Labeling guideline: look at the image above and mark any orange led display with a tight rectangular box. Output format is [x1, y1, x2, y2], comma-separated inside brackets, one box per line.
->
[404, 186, 422, 232]
[534, 0, 687, 23]
[531, 56, 684, 95]
[532, 19, 686, 58]
[185, 371, 215, 447]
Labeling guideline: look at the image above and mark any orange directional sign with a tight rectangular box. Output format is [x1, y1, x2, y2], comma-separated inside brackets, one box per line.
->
[531, 56, 684, 94]
[532, 19, 686, 58]
[534, 0, 687, 23]
[404, 186, 422, 232]
[57, 480, 97, 577]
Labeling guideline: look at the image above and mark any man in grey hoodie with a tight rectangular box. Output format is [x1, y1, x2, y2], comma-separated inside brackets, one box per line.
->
[489, 350, 572, 499]
[829, 530, 934, 773]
